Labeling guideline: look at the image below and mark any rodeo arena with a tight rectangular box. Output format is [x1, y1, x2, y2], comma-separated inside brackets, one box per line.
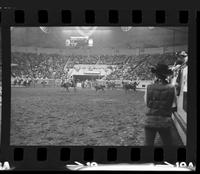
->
[10, 27, 187, 146]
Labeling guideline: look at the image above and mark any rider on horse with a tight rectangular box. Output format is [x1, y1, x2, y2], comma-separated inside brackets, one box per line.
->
[61, 76, 77, 92]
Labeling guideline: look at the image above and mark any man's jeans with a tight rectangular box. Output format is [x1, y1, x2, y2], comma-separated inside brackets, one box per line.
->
[145, 127, 173, 145]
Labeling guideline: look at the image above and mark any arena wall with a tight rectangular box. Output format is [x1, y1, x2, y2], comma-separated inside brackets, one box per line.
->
[142, 47, 164, 54]
[11, 45, 188, 56]
[11, 78, 153, 90]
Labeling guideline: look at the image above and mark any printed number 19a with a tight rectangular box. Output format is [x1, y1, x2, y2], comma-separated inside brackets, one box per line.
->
[175, 162, 194, 168]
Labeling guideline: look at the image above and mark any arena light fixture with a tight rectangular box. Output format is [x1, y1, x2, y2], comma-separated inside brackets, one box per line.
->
[121, 27, 132, 32]
[76, 26, 97, 37]
[148, 27, 155, 30]
[39, 27, 49, 33]
[81, 27, 92, 30]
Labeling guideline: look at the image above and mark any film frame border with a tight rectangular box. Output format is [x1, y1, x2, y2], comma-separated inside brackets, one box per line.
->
[0, 4, 197, 171]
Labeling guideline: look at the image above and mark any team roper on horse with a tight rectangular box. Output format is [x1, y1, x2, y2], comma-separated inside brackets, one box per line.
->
[122, 81, 140, 93]
[106, 80, 116, 90]
[93, 81, 106, 92]
[61, 78, 77, 92]
[13, 76, 32, 87]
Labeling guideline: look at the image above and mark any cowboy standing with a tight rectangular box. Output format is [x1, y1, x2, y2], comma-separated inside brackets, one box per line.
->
[144, 63, 177, 145]
[172, 51, 188, 96]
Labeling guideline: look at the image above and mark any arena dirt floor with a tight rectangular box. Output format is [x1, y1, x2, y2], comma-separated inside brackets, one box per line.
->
[11, 87, 182, 146]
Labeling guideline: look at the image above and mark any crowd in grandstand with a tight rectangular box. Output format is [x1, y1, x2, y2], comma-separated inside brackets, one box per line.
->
[106, 53, 176, 80]
[11, 52, 176, 81]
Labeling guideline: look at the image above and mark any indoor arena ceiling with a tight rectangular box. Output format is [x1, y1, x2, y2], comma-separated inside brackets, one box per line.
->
[11, 27, 188, 49]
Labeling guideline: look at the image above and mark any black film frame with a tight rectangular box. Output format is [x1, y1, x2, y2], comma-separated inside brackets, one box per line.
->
[0, 0, 198, 171]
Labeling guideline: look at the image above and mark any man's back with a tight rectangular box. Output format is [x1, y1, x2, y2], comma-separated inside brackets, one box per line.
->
[146, 83, 175, 117]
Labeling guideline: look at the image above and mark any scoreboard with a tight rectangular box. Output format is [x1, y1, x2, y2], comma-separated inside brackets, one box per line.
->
[65, 36, 93, 48]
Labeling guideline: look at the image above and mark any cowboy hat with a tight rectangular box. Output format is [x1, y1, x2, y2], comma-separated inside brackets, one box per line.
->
[175, 51, 188, 65]
[179, 51, 188, 57]
[151, 63, 173, 77]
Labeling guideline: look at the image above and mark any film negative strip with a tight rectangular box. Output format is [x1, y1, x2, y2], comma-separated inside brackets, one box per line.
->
[0, 0, 198, 171]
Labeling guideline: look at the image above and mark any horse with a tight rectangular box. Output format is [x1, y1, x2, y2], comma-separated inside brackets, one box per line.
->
[122, 81, 140, 93]
[13, 78, 24, 87]
[13, 78, 20, 86]
[94, 83, 106, 92]
[81, 81, 85, 88]
[106, 81, 116, 90]
[61, 79, 77, 92]
[22, 79, 32, 87]
[41, 80, 47, 87]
